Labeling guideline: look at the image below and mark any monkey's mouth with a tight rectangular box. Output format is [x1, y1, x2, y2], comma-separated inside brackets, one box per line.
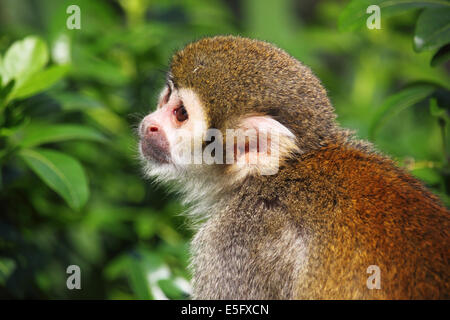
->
[139, 139, 171, 164]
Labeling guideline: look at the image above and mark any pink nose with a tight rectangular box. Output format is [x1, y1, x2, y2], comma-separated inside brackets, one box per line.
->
[140, 116, 160, 137]
[139, 118, 170, 163]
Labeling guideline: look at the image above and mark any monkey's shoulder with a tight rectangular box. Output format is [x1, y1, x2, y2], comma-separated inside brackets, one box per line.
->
[276, 143, 447, 214]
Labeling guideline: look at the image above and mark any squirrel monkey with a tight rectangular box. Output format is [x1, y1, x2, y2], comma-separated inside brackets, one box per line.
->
[138, 36, 449, 299]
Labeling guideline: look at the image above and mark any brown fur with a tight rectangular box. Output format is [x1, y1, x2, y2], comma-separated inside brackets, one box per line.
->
[164, 36, 449, 299]
[170, 36, 350, 154]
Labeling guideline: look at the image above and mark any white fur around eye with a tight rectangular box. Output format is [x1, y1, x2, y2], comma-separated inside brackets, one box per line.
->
[170, 88, 208, 165]
[142, 88, 208, 176]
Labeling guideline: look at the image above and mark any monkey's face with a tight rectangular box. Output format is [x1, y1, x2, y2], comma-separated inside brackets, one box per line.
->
[139, 79, 297, 183]
[138, 80, 207, 171]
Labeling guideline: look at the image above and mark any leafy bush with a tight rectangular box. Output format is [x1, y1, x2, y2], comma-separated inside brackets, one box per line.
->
[339, 0, 449, 204]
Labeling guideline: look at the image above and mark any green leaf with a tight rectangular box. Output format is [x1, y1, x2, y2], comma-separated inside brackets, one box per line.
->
[12, 65, 70, 99]
[19, 148, 89, 210]
[19, 123, 107, 148]
[0, 80, 15, 109]
[429, 98, 446, 117]
[126, 250, 169, 300]
[157, 279, 186, 300]
[414, 7, 450, 52]
[128, 255, 153, 300]
[339, 0, 450, 32]
[0, 257, 16, 286]
[0, 54, 3, 78]
[411, 167, 442, 185]
[369, 84, 436, 139]
[431, 44, 450, 66]
[1, 36, 49, 86]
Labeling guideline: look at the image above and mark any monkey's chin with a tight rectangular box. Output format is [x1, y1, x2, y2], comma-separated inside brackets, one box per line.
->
[139, 140, 171, 164]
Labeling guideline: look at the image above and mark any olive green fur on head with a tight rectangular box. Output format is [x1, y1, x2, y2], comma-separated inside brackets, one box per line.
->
[170, 35, 349, 154]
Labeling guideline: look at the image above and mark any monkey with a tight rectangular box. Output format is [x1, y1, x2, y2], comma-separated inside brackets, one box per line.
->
[138, 35, 449, 299]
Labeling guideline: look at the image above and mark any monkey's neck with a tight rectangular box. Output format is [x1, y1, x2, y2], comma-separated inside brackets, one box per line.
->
[183, 132, 375, 225]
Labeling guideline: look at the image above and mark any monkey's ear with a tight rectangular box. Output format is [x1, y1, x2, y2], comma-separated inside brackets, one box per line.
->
[227, 116, 298, 177]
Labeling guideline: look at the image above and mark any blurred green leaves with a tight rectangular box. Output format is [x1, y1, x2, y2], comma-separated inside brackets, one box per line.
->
[0, 36, 96, 210]
[18, 124, 107, 148]
[125, 250, 189, 300]
[0, 257, 16, 286]
[339, 0, 450, 68]
[369, 83, 436, 139]
[339, 0, 450, 32]
[19, 148, 89, 211]
[104, 244, 191, 300]
[0, 36, 49, 86]
[13, 65, 70, 99]
[0, 36, 69, 107]
[414, 7, 450, 52]
[0, 0, 219, 299]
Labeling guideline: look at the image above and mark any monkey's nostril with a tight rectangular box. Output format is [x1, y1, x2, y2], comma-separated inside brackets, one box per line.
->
[147, 126, 159, 134]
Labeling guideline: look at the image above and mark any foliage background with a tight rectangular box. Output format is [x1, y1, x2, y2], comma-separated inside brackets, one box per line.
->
[0, 0, 448, 299]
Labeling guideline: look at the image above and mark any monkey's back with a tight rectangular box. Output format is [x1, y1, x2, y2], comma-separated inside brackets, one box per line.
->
[279, 143, 449, 299]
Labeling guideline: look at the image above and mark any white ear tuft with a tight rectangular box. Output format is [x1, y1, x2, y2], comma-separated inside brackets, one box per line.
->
[240, 116, 295, 138]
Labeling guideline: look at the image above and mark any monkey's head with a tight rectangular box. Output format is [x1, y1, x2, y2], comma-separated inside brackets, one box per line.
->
[139, 36, 343, 194]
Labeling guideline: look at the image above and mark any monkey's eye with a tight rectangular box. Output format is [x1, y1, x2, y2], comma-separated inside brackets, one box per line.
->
[174, 105, 188, 122]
